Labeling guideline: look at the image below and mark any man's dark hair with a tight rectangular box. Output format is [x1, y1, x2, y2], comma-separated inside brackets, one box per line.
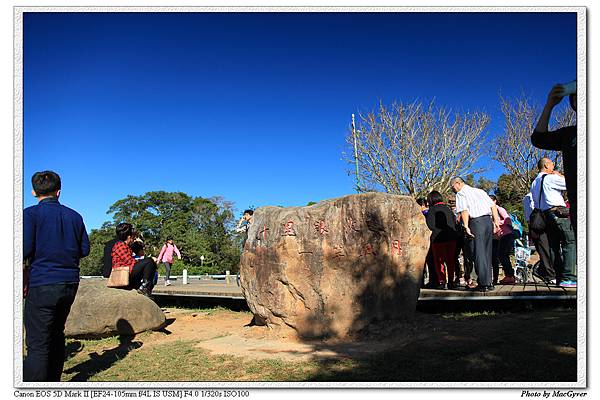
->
[243, 209, 254, 216]
[32, 171, 61, 196]
[426, 191, 444, 206]
[130, 240, 144, 255]
[116, 223, 134, 241]
[416, 198, 428, 207]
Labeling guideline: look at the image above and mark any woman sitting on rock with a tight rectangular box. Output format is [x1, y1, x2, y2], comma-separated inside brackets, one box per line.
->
[111, 223, 157, 297]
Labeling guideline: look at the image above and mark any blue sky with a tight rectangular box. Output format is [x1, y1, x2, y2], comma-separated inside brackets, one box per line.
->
[23, 11, 577, 230]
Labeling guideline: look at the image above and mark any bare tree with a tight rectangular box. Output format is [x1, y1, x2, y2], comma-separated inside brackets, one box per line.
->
[492, 93, 574, 196]
[344, 100, 491, 198]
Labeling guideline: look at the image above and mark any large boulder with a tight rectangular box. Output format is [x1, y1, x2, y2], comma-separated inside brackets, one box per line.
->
[65, 280, 166, 338]
[239, 192, 429, 339]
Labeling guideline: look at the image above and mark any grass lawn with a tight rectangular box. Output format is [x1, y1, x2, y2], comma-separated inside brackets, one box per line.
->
[61, 306, 577, 383]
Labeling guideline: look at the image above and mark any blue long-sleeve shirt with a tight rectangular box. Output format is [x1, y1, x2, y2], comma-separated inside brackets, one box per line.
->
[23, 197, 90, 288]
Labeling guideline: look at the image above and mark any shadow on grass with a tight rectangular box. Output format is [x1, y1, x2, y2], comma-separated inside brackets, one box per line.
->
[64, 340, 84, 362]
[301, 307, 577, 382]
[63, 319, 142, 382]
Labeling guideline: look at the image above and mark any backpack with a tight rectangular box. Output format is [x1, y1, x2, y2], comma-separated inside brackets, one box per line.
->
[509, 213, 523, 240]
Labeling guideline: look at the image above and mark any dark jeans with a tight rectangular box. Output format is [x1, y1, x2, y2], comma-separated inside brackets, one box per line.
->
[469, 216, 494, 287]
[532, 211, 576, 283]
[129, 258, 157, 289]
[24, 282, 79, 381]
[569, 196, 577, 236]
[492, 233, 515, 282]
[557, 215, 577, 281]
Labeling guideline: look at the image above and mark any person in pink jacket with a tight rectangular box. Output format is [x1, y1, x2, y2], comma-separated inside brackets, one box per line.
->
[489, 195, 517, 285]
[156, 236, 181, 286]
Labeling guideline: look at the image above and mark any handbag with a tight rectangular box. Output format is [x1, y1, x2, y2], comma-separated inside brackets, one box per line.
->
[107, 266, 130, 288]
[529, 174, 548, 232]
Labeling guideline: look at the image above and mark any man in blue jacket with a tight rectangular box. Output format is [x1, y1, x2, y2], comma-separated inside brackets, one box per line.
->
[23, 171, 90, 381]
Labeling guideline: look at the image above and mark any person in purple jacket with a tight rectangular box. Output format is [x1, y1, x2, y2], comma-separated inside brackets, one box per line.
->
[157, 236, 181, 286]
[23, 171, 90, 381]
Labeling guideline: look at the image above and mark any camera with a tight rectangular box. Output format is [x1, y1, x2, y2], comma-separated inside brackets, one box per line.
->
[562, 80, 577, 96]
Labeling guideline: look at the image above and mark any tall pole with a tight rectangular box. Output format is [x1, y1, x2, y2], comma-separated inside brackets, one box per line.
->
[351, 114, 361, 192]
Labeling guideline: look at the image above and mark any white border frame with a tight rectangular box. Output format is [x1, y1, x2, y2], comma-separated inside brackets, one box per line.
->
[13, 6, 587, 389]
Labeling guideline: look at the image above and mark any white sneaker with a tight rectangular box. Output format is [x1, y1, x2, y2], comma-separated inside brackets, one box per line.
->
[165, 280, 171, 286]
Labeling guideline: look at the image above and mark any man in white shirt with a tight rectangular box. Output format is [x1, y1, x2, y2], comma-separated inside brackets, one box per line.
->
[451, 177, 501, 292]
[529, 158, 576, 288]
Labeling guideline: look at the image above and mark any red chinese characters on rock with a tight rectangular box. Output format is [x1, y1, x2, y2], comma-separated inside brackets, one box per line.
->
[344, 216, 360, 235]
[314, 220, 329, 235]
[332, 245, 345, 258]
[256, 225, 269, 246]
[363, 243, 377, 256]
[391, 240, 403, 256]
[283, 221, 296, 236]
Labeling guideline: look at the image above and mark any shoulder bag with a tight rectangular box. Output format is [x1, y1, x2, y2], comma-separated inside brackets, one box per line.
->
[107, 266, 130, 288]
[529, 174, 548, 232]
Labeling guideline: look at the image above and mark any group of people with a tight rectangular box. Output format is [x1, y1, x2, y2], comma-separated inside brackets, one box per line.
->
[418, 179, 518, 292]
[418, 81, 578, 291]
[101, 226, 182, 293]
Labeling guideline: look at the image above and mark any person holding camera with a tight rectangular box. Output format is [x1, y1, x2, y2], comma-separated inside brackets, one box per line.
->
[532, 81, 577, 233]
[235, 209, 254, 248]
[529, 158, 576, 288]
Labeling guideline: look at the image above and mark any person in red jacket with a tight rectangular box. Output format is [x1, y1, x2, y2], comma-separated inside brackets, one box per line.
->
[111, 223, 157, 296]
[425, 191, 459, 290]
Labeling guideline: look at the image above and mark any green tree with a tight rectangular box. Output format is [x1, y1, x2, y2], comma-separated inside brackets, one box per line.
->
[83, 191, 242, 276]
[495, 173, 528, 227]
[474, 176, 496, 194]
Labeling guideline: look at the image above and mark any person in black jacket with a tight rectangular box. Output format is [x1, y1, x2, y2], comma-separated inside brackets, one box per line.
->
[102, 237, 119, 278]
[415, 198, 438, 288]
[425, 191, 460, 289]
[532, 81, 577, 234]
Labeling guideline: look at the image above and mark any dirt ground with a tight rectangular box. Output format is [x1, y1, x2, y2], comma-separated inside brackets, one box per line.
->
[134, 305, 575, 365]
[138, 308, 394, 362]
